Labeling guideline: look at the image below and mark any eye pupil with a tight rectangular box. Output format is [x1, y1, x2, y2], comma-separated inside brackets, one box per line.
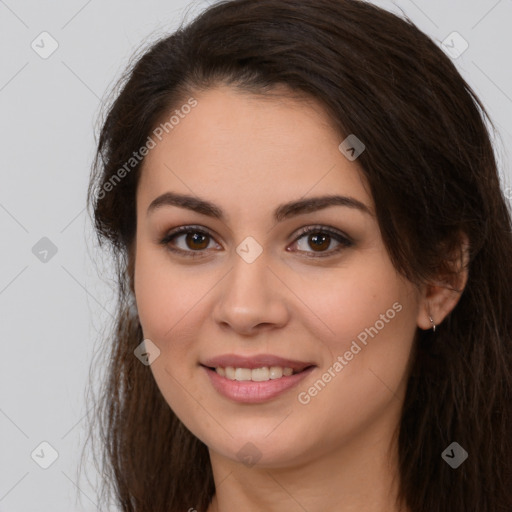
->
[309, 233, 330, 251]
[186, 232, 209, 250]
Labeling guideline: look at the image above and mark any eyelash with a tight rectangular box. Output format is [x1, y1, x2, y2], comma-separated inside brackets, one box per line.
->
[159, 224, 353, 259]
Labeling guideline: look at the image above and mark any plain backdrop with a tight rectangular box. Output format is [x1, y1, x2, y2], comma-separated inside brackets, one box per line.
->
[1, 0, 511, 510]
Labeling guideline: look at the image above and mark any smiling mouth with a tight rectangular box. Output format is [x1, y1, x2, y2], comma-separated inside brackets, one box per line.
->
[201, 363, 316, 403]
[202, 364, 314, 382]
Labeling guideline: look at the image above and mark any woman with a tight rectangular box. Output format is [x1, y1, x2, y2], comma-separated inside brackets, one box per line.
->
[84, 1, 512, 511]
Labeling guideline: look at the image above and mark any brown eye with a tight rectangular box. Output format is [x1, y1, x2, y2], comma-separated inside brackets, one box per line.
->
[160, 226, 221, 258]
[291, 226, 353, 257]
[184, 232, 210, 250]
[307, 233, 331, 252]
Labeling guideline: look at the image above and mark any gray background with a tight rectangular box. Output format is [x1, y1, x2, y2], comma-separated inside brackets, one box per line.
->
[1, 0, 511, 510]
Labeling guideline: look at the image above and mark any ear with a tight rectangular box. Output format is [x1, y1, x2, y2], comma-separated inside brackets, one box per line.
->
[417, 232, 470, 331]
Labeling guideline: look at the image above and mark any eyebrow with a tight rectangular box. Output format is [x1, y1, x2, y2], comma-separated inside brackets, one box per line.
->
[147, 191, 373, 221]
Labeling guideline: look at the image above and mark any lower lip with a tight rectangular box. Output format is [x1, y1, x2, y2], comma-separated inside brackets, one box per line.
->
[202, 365, 316, 403]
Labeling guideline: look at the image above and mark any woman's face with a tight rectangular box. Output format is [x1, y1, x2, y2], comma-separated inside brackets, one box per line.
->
[133, 84, 422, 468]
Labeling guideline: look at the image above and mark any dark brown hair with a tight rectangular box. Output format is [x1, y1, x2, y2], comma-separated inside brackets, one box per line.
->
[83, 1, 512, 511]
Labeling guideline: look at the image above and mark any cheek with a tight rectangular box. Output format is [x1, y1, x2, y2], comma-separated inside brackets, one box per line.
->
[303, 292, 416, 420]
[131, 237, 420, 461]
[133, 247, 208, 426]
[133, 245, 214, 398]
[134, 245, 201, 341]
[291, 250, 413, 349]
[291, 253, 418, 403]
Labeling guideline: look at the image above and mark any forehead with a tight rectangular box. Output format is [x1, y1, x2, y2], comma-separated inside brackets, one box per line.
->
[137, 85, 373, 217]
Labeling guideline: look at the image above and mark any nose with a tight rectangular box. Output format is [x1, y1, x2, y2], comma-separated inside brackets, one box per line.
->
[212, 249, 290, 336]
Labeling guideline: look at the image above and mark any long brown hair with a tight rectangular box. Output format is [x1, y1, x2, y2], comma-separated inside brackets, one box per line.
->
[83, 1, 512, 510]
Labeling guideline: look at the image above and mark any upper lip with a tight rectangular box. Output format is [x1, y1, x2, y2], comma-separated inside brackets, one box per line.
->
[201, 354, 315, 372]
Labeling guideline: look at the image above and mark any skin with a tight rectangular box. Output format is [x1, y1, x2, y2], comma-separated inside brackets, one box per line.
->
[133, 84, 466, 512]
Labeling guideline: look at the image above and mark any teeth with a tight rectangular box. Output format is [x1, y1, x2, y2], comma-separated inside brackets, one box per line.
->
[215, 366, 296, 381]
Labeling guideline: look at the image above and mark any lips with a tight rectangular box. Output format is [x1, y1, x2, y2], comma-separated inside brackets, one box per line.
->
[201, 354, 315, 373]
[202, 364, 316, 403]
[199, 353, 317, 403]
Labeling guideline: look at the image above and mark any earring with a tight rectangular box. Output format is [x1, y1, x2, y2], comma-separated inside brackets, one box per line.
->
[429, 315, 436, 332]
